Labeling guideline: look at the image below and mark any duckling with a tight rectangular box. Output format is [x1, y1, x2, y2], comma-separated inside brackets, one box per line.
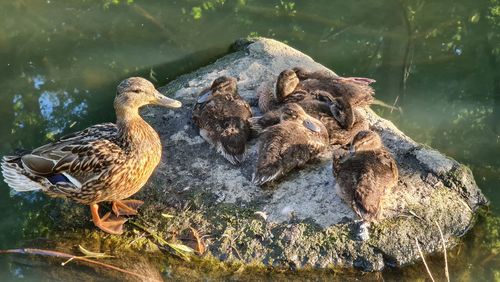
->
[254, 69, 333, 129]
[192, 76, 252, 165]
[1, 77, 182, 235]
[332, 130, 399, 240]
[251, 96, 368, 146]
[252, 103, 328, 186]
[257, 68, 375, 113]
[325, 97, 369, 146]
[258, 69, 304, 113]
[292, 67, 376, 107]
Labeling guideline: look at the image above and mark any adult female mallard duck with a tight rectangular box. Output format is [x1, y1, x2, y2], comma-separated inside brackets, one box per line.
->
[192, 76, 252, 165]
[252, 103, 328, 186]
[1, 77, 182, 235]
[332, 130, 399, 240]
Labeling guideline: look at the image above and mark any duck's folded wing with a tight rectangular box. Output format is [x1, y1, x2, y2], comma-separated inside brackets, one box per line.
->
[234, 98, 252, 117]
[253, 128, 287, 185]
[353, 167, 382, 221]
[378, 150, 399, 185]
[23, 138, 125, 188]
[32, 123, 117, 159]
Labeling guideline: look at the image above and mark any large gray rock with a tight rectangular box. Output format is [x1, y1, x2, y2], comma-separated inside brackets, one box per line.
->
[140, 38, 487, 271]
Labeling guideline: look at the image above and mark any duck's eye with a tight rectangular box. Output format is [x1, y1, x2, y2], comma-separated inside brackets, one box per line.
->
[131, 89, 141, 93]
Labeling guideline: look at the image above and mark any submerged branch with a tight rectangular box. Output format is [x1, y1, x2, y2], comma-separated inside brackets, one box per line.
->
[435, 221, 450, 282]
[372, 98, 403, 113]
[415, 239, 435, 282]
[0, 248, 160, 282]
[131, 4, 177, 43]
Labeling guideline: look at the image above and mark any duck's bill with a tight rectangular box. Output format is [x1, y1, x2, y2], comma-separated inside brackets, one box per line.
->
[154, 90, 182, 108]
[303, 119, 321, 132]
[197, 90, 212, 103]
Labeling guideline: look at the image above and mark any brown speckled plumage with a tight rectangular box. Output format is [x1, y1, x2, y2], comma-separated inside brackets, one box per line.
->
[332, 130, 399, 222]
[324, 97, 369, 145]
[251, 96, 368, 146]
[1, 77, 182, 234]
[292, 67, 376, 107]
[253, 103, 328, 186]
[192, 76, 252, 165]
[258, 69, 325, 113]
[257, 68, 375, 114]
[252, 69, 368, 146]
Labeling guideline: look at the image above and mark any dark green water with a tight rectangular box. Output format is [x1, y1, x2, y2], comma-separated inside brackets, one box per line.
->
[0, 0, 498, 281]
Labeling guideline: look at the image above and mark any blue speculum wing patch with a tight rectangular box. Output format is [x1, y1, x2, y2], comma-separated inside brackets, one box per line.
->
[47, 174, 70, 185]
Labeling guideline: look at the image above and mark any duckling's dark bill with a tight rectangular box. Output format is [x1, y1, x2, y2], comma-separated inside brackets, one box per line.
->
[197, 90, 212, 103]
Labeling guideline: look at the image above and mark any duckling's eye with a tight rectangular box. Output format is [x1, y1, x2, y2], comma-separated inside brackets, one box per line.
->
[129, 88, 141, 94]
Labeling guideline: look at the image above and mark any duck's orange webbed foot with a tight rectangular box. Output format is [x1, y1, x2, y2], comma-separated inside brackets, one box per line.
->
[90, 204, 127, 235]
[111, 199, 144, 216]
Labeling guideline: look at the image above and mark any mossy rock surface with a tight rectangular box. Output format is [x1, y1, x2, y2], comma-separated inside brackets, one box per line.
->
[28, 38, 486, 275]
[129, 37, 487, 271]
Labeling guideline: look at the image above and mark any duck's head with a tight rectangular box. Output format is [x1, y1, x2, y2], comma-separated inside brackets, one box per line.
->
[292, 67, 309, 80]
[349, 130, 382, 154]
[115, 77, 182, 113]
[197, 76, 237, 103]
[276, 69, 299, 101]
[280, 103, 322, 132]
[329, 97, 354, 129]
[211, 76, 237, 93]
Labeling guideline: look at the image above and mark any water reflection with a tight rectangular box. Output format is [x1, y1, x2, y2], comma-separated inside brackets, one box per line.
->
[38, 90, 88, 136]
[0, 0, 498, 280]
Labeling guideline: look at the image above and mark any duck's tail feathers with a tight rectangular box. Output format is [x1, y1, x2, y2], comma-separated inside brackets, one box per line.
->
[1, 157, 46, 192]
[216, 145, 245, 165]
[217, 122, 251, 166]
[217, 145, 246, 165]
[251, 167, 283, 186]
[341, 77, 376, 85]
[248, 117, 264, 134]
[249, 111, 281, 136]
[2, 155, 20, 162]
